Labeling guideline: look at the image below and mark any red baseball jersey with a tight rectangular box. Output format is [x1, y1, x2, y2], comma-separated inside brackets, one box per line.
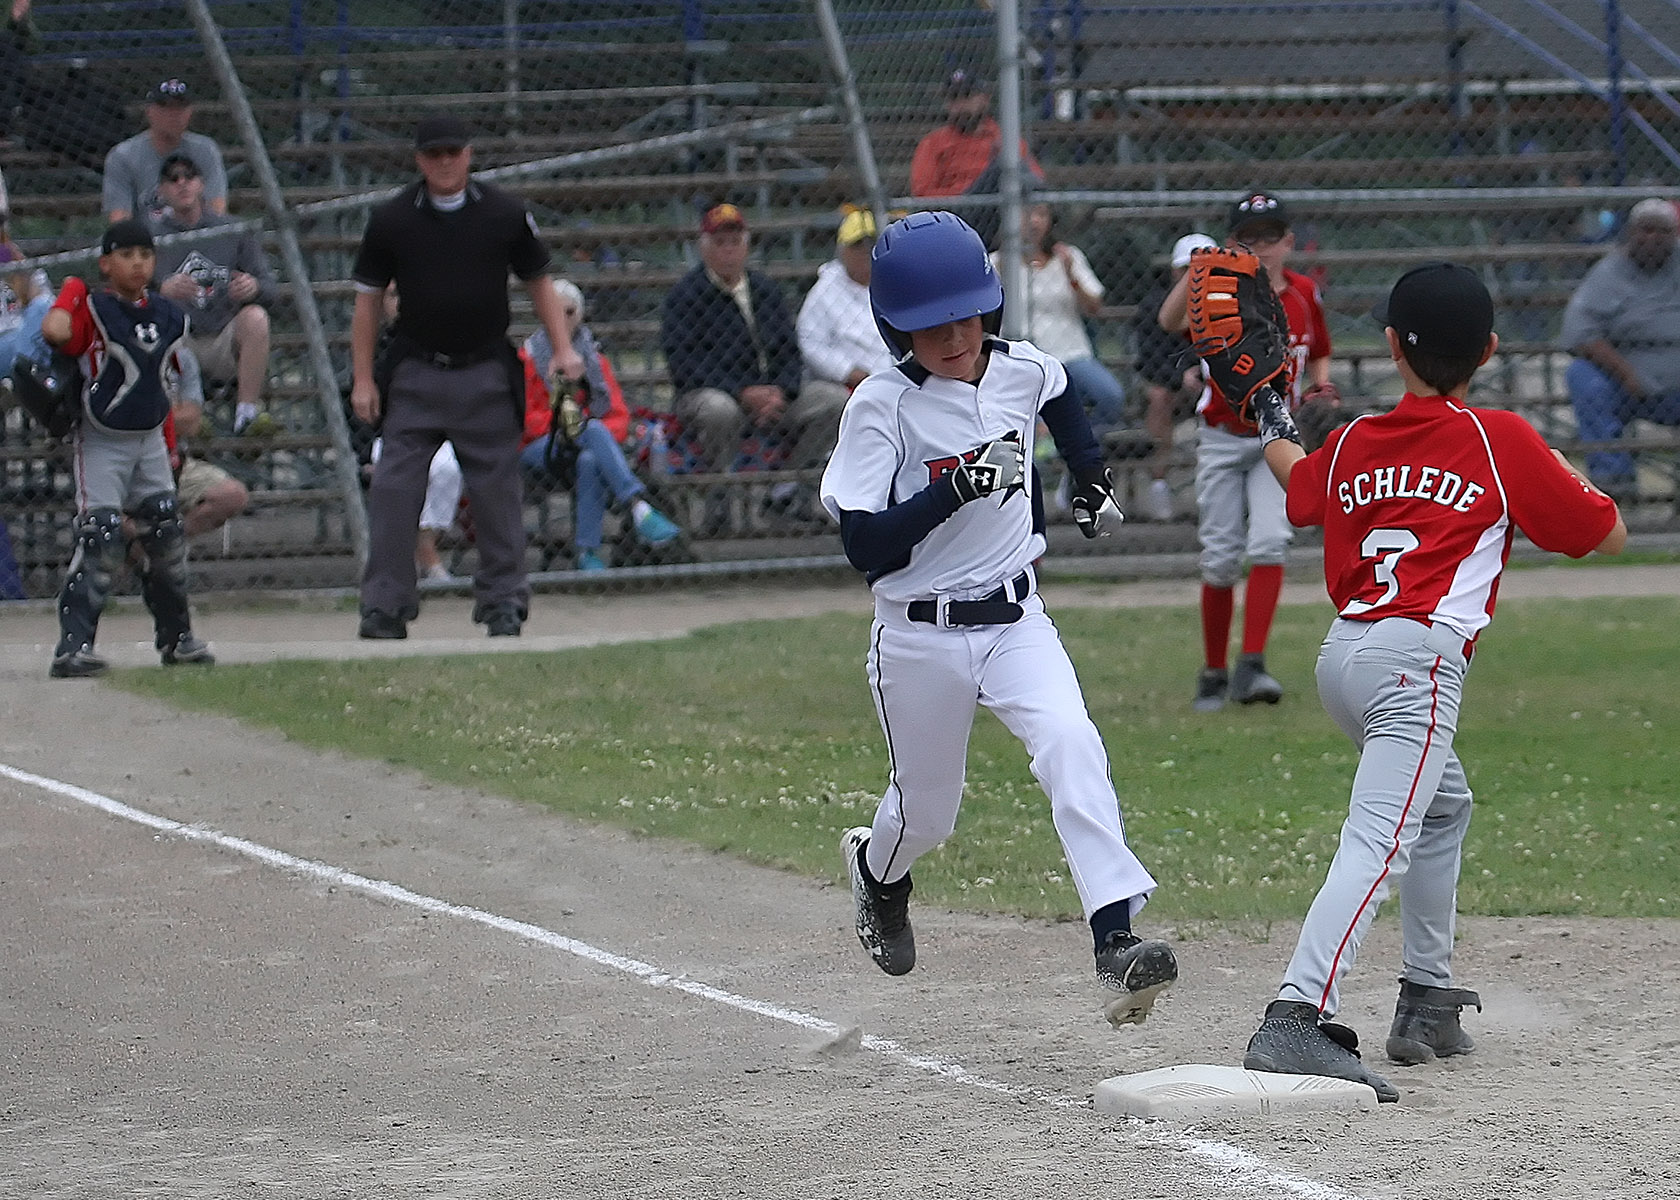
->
[1200, 267, 1331, 434]
[1287, 393, 1619, 641]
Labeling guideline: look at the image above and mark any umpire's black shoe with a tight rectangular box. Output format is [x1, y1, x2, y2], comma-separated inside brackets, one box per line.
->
[1231, 653, 1283, 704]
[1245, 1000, 1400, 1103]
[1095, 932, 1178, 1027]
[49, 646, 109, 679]
[484, 609, 523, 638]
[842, 826, 915, 976]
[358, 609, 408, 640]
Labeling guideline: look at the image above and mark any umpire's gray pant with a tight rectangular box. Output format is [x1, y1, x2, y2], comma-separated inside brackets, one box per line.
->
[362, 357, 528, 620]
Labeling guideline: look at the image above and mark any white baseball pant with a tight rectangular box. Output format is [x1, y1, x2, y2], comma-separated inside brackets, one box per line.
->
[861, 590, 1158, 921]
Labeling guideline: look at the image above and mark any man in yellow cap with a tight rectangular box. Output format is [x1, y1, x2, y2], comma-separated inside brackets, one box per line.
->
[797, 207, 895, 397]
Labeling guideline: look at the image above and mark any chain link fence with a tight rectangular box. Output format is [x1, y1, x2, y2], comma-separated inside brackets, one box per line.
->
[2, 1, 1677, 603]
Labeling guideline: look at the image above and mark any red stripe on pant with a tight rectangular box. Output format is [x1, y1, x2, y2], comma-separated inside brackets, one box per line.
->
[1317, 654, 1443, 1014]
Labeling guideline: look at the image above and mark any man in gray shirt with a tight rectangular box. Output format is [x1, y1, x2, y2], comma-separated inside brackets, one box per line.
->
[1561, 196, 1680, 493]
[102, 78, 229, 223]
[151, 153, 277, 435]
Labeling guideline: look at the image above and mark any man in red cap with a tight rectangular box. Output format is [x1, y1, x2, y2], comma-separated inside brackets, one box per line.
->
[659, 203, 845, 527]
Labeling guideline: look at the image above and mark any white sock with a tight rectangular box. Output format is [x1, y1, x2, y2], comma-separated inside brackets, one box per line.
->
[630, 498, 653, 523]
[235, 402, 259, 429]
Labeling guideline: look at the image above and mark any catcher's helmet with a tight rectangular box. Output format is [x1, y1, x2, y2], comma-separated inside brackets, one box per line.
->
[870, 211, 1004, 356]
[10, 354, 82, 438]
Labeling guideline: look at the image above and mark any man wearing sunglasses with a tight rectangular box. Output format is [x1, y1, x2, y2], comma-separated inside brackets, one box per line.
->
[151, 153, 278, 437]
[102, 78, 228, 223]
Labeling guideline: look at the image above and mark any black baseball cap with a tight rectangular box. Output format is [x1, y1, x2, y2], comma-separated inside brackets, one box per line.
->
[158, 152, 200, 181]
[415, 114, 473, 151]
[1372, 263, 1495, 357]
[148, 78, 191, 105]
[101, 218, 155, 255]
[1228, 190, 1290, 238]
[945, 68, 988, 98]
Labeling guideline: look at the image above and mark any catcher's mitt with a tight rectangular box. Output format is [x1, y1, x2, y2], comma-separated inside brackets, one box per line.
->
[1294, 382, 1354, 453]
[1185, 247, 1290, 423]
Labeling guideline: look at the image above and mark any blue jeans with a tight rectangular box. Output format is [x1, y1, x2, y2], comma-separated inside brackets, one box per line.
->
[0, 293, 52, 379]
[1567, 358, 1680, 483]
[1063, 356, 1127, 434]
[520, 421, 644, 551]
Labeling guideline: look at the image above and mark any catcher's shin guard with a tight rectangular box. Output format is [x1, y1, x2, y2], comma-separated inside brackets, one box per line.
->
[131, 490, 194, 651]
[55, 507, 125, 656]
[1386, 978, 1481, 1064]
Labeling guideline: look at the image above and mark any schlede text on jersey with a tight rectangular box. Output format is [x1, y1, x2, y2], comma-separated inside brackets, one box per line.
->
[1336, 465, 1486, 515]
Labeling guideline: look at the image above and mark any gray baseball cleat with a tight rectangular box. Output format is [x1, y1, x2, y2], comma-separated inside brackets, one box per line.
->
[49, 646, 109, 679]
[841, 827, 915, 976]
[1192, 667, 1228, 712]
[161, 633, 216, 666]
[1244, 1000, 1400, 1103]
[1230, 653, 1283, 704]
[1096, 932, 1178, 1027]
[1387, 978, 1481, 1064]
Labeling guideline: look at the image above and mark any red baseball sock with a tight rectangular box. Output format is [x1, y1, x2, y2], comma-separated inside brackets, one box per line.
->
[1242, 564, 1285, 656]
[1200, 584, 1234, 671]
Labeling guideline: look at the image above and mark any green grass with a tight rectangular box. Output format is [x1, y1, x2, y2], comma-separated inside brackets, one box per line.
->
[113, 597, 1680, 924]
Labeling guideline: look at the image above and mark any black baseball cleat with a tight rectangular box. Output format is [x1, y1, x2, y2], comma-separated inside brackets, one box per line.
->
[841, 826, 915, 976]
[49, 646, 109, 679]
[485, 609, 523, 637]
[358, 609, 408, 640]
[1244, 1000, 1400, 1102]
[1387, 978, 1481, 1064]
[1231, 653, 1283, 704]
[1192, 667, 1228, 712]
[1095, 932, 1178, 1027]
[161, 633, 215, 666]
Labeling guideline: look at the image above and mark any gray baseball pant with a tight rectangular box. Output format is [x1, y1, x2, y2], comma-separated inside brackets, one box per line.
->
[362, 357, 528, 620]
[1278, 617, 1474, 1016]
[1194, 423, 1292, 587]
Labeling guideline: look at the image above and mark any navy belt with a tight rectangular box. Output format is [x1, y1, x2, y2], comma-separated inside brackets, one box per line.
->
[908, 570, 1032, 627]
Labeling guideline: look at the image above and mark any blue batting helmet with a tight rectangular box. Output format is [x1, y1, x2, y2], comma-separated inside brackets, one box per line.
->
[870, 211, 1004, 355]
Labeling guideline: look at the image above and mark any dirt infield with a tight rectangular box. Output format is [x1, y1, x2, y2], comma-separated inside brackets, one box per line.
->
[2, 566, 1677, 1199]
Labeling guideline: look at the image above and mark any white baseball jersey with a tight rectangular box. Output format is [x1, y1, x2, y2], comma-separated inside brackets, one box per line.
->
[821, 337, 1064, 601]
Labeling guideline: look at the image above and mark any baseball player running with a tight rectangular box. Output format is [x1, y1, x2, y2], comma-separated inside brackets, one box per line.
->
[820, 211, 1177, 1027]
[1186, 253, 1625, 1101]
[1160, 192, 1333, 711]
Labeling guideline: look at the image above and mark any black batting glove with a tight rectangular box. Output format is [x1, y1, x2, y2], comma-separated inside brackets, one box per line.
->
[950, 432, 1025, 505]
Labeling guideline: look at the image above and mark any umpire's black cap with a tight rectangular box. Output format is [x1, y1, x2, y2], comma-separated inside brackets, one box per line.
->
[415, 114, 473, 151]
[1372, 263, 1494, 358]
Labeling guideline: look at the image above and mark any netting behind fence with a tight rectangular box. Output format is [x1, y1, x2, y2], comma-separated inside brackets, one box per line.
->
[2, 1, 1677, 604]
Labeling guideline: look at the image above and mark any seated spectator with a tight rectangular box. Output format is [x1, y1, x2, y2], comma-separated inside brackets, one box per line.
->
[992, 202, 1126, 436]
[1562, 196, 1680, 496]
[151, 153, 278, 436]
[1128, 233, 1217, 521]
[659, 203, 844, 527]
[524, 279, 681, 571]
[103, 78, 229, 222]
[909, 69, 1044, 247]
[1, 220, 52, 381]
[163, 344, 249, 541]
[797, 206, 895, 394]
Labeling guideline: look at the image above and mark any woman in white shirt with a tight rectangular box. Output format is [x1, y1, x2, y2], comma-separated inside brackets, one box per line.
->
[992, 203, 1127, 434]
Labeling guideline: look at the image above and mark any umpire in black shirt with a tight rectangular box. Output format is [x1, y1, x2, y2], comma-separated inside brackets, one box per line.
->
[349, 114, 581, 638]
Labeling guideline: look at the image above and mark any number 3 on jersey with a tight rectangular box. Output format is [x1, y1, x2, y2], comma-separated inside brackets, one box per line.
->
[1340, 527, 1420, 616]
